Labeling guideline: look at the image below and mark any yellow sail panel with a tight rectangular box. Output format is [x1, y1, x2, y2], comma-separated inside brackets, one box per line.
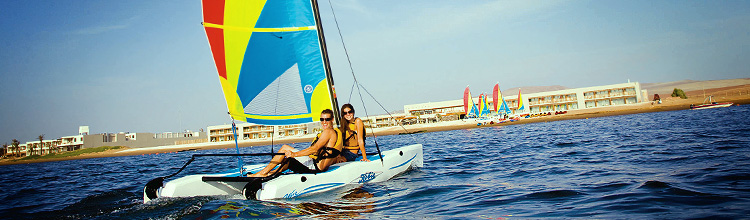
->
[222, 0, 264, 119]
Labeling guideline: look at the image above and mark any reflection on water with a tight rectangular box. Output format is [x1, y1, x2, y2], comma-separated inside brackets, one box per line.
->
[294, 187, 376, 218]
[189, 187, 376, 219]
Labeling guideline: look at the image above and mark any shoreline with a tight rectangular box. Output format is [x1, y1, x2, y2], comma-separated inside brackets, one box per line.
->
[2, 95, 749, 166]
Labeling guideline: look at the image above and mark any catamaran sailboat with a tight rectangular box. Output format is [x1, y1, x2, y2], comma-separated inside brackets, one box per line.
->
[143, 0, 422, 202]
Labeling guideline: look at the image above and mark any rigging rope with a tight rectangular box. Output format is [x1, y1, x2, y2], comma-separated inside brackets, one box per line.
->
[326, 0, 411, 204]
[231, 121, 243, 174]
[325, 0, 421, 149]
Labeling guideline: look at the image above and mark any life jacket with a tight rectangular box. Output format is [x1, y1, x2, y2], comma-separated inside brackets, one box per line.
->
[308, 127, 343, 160]
[344, 118, 365, 151]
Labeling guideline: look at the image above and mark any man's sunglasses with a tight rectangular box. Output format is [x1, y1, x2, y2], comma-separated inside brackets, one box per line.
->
[320, 117, 333, 121]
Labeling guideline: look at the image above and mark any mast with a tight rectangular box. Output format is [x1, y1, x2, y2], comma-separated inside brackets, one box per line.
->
[311, 0, 341, 126]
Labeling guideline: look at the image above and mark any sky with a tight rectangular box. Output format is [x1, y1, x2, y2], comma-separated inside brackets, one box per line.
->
[1, 0, 749, 143]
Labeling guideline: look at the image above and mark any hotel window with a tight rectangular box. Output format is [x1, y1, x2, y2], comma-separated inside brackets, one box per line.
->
[597, 91, 608, 98]
[584, 92, 595, 99]
[597, 99, 610, 106]
[625, 88, 636, 95]
[626, 97, 637, 104]
[611, 89, 622, 97]
[612, 98, 625, 105]
[585, 101, 596, 108]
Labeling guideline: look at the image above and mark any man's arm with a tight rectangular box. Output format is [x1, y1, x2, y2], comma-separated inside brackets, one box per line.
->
[289, 129, 333, 157]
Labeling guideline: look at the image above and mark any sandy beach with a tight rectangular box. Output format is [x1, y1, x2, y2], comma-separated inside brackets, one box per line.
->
[2, 92, 749, 166]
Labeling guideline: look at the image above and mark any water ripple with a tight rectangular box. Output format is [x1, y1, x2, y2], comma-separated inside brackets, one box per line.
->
[1, 106, 750, 218]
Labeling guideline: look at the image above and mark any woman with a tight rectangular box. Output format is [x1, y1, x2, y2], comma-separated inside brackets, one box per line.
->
[340, 104, 369, 162]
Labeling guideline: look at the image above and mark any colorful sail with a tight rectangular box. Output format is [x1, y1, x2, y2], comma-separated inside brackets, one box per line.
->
[517, 88, 526, 111]
[493, 84, 511, 115]
[463, 86, 479, 117]
[493, 84, 500, 112]
[478, 93, 491, 117]
[478, 93, 485, 116]
[202, 0, 336, 125]
[463, 87, 470, 115]
[500, 94, 511, 115]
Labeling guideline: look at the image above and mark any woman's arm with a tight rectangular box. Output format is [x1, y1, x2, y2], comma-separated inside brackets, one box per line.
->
[355, 118, 369, 161]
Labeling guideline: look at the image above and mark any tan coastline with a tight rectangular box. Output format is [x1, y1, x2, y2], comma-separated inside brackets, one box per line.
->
[2, 91, 749, 166]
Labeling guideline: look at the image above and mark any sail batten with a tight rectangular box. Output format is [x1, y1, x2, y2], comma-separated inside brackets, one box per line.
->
[202, 0, 336, 125]
[203, 22, 316, 32]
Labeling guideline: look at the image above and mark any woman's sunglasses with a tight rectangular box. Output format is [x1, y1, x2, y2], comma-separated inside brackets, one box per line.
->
[343, 110, 355, 115]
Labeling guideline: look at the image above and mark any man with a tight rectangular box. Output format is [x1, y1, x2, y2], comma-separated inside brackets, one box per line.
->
[248, 109, 343, 177]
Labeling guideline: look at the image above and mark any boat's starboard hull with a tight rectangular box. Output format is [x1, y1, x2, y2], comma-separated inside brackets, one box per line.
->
[691, 103, 733, 110]
[144, 144, 423, 202]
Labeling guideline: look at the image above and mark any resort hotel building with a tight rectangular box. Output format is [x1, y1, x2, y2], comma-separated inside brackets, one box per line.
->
[362, 81, 647, 127]
[206, 123, 314, 142]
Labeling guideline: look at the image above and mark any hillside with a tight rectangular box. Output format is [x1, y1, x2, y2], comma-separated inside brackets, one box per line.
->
[642, 78, 750, 97]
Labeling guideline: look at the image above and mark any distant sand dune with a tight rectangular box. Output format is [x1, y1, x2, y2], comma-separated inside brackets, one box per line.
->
[643, 78, 750, 96]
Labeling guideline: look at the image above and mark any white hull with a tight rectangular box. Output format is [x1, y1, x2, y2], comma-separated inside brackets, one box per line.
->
[145, 144, 423, 202]
[691, 103, 733, 110]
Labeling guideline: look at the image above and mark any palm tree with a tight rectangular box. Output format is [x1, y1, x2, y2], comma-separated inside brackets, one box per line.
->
[11, 139, 20, 158]
[38, 134, 44, 156]
[1, 143, 6, 158]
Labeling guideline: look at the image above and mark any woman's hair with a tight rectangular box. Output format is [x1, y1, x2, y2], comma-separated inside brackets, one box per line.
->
[340, 104, 355, 137]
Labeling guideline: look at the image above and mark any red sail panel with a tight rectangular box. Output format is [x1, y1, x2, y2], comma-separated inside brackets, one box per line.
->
[463, 87, 470, 114]
[202, 0, 227, 79]
[493, 84, 499, 112]
[478, 93, 484, 114]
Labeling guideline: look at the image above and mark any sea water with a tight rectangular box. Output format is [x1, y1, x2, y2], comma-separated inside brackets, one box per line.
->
[1, 105, 749, 219]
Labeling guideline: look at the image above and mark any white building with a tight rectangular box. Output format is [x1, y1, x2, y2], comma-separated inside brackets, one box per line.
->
[58, 125, 89, 152]
[360, 113, 408, 127]
[404, 81, 646, 119]
[4, 143, 27, 157]
[207, 123, 310, 143]
[24, 140, 60, 155]
[59, 135, 84, 152]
